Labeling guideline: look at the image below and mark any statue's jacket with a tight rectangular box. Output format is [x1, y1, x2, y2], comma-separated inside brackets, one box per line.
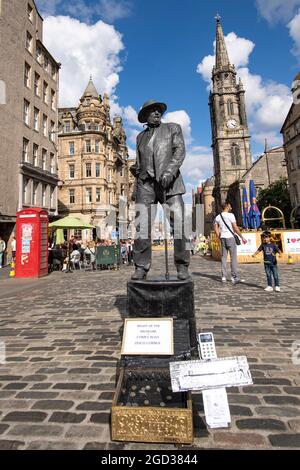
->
[135, 122, 186, 197]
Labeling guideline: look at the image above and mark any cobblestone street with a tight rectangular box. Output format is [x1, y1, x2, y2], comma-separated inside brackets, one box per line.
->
[0, 253, 300, 450]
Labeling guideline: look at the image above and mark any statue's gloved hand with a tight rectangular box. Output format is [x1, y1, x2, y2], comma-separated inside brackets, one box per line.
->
[159, 172, 174, 189]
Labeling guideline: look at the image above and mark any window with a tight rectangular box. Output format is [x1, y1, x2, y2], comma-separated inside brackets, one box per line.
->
[50, 153, 55, 173]
[24, 100, 30, 125]
[43, 56, 49, 72]
[108, 168, 112, 182]
[24, 62, 31, 88]
[36, 46, 41, 62]
[42, 185, 47, 207]
[95, 140, 100, 153]
[51, 64, 56, 81]
[50, 121, 55, 141]
[69, 164, 75, 178]
[86, 187, 92, 203]
[293, 183, 299, 205]
[42, 149, 47, 170]
[51, 90, 55, 110]
[96, 188, 101, 203]
[22, 138, 29, 162]
[33, 144, 38, 166]
[42, 114, 47, 137]
[96, 162, 101, 177]
[121, 185, 125, 197]
[43, 81, 48, 104]
[85, 140, 91, 153]
[50, 187, 55, 208]
[231, 144, 241, 166]
[23, 177, 30, 205]
[119, 165, 124, 177]
[32, 181, 38, 205]
[34, 108, 39, 131]
[69, 141, 75, 156]
[109, 191, 113, 204]
[86, 163, 92, 177]
[95, 123, 100, 131]
[34, 73, 40, 96]
[69, 189, 75, 204]
[297, 145, 300, 168]
[227, 100, 234, 116]
[28, 4, 33, 21]
[85, 121, 91, 130]
[26, 31, 32, 52]
[64, 121, 71, 133]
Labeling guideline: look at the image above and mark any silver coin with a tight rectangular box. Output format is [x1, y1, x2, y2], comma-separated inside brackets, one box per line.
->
[166, 395, 172, 401]
[160, 402, 166, 407]
[144, 400, 150, 405]
[145, 385, 151, 391]
[130, 392, 136, 398]
[156, 387, 161, 392]
[131, 385, 137, 391]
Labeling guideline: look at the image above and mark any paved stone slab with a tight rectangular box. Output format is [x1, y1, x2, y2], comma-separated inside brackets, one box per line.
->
[0, 254, 300, 449]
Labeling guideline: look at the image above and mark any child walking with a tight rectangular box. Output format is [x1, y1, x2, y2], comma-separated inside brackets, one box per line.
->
[252, 231, 282, 292]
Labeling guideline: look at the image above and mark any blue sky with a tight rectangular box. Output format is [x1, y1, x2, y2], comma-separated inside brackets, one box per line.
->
[36, 0, 300, 196]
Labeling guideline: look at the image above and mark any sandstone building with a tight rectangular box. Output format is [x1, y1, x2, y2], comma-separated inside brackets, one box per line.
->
[281, 74, 300, 212]
[0, 0, 60, 248]
[58, 79, 134, 240]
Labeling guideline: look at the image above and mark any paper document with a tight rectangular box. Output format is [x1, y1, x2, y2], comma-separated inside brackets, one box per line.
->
[202, 387, 231, 428]
[170, 356, 253, 392]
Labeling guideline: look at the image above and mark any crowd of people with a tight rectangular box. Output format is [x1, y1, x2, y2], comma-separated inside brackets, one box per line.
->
[48, 236, 134, 272]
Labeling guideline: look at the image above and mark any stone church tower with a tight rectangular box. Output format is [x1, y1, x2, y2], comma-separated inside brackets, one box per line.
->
[209, 16, 252, 220]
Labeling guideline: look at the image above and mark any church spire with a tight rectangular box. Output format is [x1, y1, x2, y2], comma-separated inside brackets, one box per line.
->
[215, 15, 231, 71]
[81, 76, 99, 100]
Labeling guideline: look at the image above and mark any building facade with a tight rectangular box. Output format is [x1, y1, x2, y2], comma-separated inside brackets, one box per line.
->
[241, 146, 287, 193]
[0, 0, 60, 250]
[58, 79, 133, 240]
[209, 17, 252, 220]
[281, 74, 300, 210]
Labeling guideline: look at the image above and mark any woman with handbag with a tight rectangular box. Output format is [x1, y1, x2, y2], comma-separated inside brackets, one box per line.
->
[214, 202, 247, 284]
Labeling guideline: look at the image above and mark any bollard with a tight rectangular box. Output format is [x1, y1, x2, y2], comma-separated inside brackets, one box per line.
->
[287, 253, 294, 264]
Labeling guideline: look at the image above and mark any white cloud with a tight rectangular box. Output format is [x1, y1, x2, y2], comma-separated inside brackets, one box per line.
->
[123, 105, 140, 127]
[181, 148, 214, 186]
[36, 0, 132, 23]
[255, 0, 300, 23]
[288, 10, 300, 59]
[252, 131, 283, 148]
[43, 16, 124, 107]
[196, 31, 292, 148]
[163, 110, 192, 145]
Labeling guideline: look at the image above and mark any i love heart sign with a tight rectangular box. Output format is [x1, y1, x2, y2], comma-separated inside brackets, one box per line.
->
[283, 232, 300, 254]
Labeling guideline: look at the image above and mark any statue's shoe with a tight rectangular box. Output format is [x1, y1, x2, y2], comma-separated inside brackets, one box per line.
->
[131, 267, 147, 280]
[176, 266, 191, 280]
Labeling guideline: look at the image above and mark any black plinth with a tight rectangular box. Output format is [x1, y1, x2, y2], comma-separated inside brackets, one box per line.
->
[127, 275, 197, 348]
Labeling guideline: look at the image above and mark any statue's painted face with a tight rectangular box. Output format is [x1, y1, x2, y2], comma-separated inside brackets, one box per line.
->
[146, 106, 162, 126]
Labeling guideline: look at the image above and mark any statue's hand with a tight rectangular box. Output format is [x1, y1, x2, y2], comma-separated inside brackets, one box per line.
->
[160, 172, 174, 189]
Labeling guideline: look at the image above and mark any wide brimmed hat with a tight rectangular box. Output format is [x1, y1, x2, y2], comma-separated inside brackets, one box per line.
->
[138, 99, 167, 123]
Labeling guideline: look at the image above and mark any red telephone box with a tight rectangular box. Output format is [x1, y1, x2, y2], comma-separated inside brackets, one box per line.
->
[15, 208, 49, 278]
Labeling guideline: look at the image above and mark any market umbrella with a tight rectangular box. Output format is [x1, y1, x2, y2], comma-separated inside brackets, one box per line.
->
[49, 216, 94, 272]
[242, 186, 250, 229]
[248, 180, 261, 229]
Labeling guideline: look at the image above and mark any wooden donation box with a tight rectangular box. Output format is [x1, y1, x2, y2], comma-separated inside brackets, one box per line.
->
[111, 276, 195, 444]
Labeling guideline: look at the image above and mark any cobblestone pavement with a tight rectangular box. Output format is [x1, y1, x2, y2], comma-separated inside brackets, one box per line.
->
[0, 253, 300, 450]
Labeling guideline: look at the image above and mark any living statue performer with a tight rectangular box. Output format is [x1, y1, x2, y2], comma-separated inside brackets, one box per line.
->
[131, 99, 190, 281]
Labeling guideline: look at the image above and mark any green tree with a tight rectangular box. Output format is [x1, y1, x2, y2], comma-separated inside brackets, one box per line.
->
[257, 177, 292, 228]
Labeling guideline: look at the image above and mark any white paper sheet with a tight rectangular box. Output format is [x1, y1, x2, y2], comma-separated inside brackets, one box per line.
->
[202, 387, 231, 428]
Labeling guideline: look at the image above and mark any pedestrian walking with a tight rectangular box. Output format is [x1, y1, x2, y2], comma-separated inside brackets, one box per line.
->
[0, 236, 6, 268]
[214, 202, 247, 284]
[252, 231, 282, 292]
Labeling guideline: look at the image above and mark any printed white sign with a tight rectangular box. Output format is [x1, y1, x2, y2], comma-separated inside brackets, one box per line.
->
[283, 232, 300, 254]
[237, 233, 258, 255]
[121, 318, 174, 356]
[170, 356, 253, 393]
